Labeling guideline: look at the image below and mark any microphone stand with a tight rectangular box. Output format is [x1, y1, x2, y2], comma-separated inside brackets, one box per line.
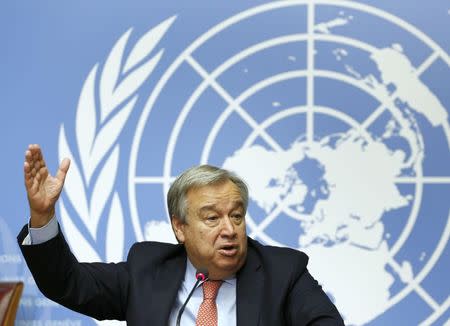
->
[176, 270, 208, 326]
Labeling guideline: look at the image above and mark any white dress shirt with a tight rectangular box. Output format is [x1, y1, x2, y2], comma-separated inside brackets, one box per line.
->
[24, 217, 237, 325]
[169, 259, 236, 326]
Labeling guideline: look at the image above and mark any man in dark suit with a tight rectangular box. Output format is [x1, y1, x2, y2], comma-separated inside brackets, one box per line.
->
[19, 144, 344, 325]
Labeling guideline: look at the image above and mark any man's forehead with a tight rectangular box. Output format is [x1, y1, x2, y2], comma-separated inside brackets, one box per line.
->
[187, 180, 240, 196]
[198, 200, 244, 212]
[185, 181, 244, 211]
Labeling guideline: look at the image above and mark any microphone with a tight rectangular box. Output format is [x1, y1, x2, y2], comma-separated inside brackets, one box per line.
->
[176, 269, 208, 326]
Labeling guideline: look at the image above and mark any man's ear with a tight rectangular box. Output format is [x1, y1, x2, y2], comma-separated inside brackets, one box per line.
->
[171, 216, 186, 243]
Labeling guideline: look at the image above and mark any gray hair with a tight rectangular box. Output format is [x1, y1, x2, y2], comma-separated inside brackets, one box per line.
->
[167, 165, 248, 223]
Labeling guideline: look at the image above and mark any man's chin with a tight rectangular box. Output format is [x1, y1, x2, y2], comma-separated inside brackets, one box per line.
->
[209, 259, 244, 279]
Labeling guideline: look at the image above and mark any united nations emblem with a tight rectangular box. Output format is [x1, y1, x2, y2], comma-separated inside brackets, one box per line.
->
[59, 1, 449, 325]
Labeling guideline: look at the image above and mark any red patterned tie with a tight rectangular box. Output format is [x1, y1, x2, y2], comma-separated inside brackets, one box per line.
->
[196, 280, 223, 326]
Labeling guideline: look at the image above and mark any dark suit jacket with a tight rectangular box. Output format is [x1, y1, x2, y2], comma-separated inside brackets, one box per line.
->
[18, 225, 344, 325]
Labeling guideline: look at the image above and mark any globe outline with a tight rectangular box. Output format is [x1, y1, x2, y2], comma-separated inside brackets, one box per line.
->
[128, 1, 450, 323]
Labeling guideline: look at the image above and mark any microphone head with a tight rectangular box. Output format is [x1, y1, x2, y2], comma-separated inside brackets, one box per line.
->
[195, 269, 208, 281]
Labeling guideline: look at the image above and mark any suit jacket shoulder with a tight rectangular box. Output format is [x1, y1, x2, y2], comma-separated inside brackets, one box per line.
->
[249, 237, 308, 265]
[241, 237, 344, 326]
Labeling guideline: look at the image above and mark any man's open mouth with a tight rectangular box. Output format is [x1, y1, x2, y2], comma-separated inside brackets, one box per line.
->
[218, 244, 238, 256]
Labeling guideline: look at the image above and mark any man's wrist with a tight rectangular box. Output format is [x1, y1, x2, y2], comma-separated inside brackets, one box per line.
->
[30, 208, 55, 228]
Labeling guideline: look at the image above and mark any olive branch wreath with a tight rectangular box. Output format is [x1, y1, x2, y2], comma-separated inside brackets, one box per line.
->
[57, 17, 176, 266]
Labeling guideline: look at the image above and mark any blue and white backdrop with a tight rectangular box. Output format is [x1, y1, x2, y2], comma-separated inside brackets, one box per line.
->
[1, 1, 449, 325]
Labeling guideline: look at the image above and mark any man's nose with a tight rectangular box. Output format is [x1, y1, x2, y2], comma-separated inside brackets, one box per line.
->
[220, 216, 237, 237]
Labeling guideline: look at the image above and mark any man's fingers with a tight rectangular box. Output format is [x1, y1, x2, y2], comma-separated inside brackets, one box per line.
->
[24, 159, 30, 173]
[26, 145, 41, 167]
[29, 144, 42, 162]
[56, 158, 71, 183]
[24, 151, 36, 186]
[24, 161, 33, 189]
[24, 165, 38, 196]
[35, 145, 47, 170]
[25, 150, 32, 166]
[24, 144, 44, 192]
[36, 164, 49, 189]
[24, 144, 67, 195]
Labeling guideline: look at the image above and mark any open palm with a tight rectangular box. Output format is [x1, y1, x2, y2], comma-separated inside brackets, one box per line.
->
[24, 144, 70, 227]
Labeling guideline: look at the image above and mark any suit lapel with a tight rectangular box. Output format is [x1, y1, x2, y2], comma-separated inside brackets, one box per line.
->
[149, 249, 186, 325]
[236, 245, 263, 326]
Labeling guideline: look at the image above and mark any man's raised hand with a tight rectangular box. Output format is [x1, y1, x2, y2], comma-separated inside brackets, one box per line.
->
[24, 144, 70, 228]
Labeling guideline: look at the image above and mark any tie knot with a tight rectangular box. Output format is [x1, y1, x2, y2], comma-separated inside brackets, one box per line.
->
[202, 280, 223, 300]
